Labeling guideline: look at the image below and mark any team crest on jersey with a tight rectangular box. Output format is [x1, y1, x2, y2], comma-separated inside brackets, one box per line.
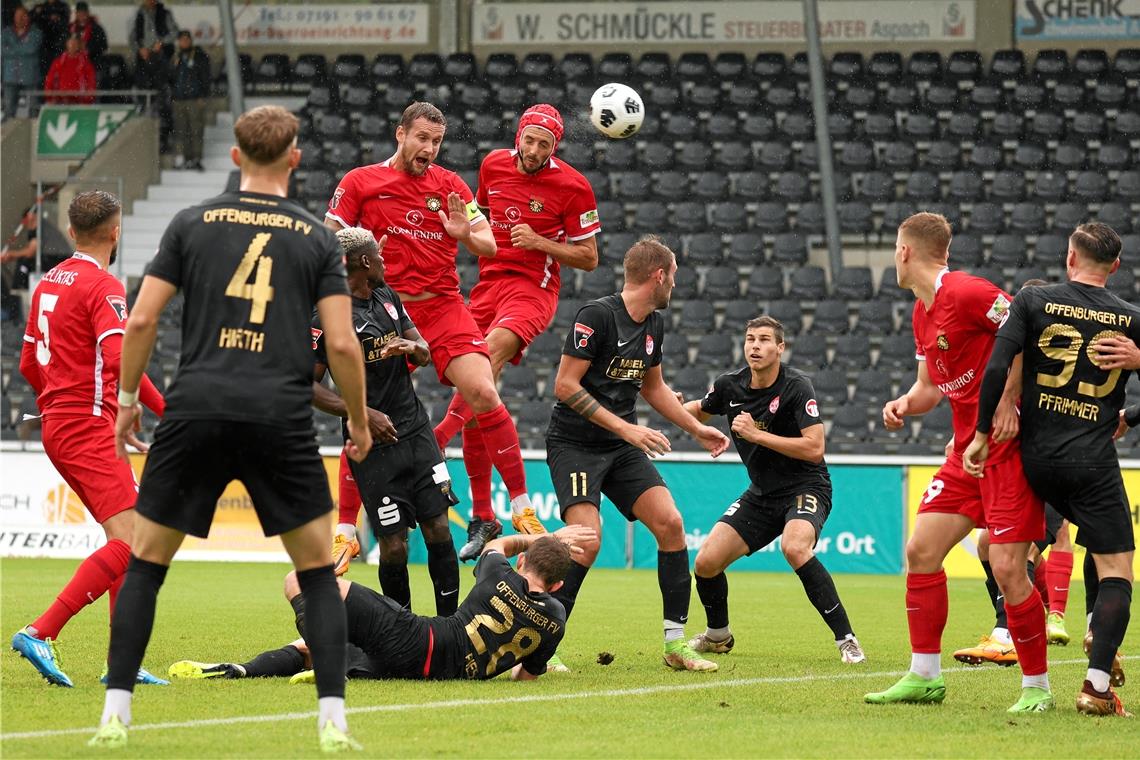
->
[383, 302, 399, 321]
[310, 327, 323, 350]
[574, 322, 594, 348]
[805, 399, 819, 418]
[529, 197, 544, 213]
[105, 295, 128, 321]
[986, 294, 1011, 326]
[330, 187, 344, 209]
[937, 334, 950, 350]
[645, 335, 654, 355]
[769, 395, 780, 414]
[425, 195, 442, 212]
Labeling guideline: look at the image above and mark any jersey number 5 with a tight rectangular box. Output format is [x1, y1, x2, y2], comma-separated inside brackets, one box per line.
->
[35, 293, 60, 365]
[1036, 323, 1122, 398]
[464, 596, 540, 677]
[225, 232, 275, 324]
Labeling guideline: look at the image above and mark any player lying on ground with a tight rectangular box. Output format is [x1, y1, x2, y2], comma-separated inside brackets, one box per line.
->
[311, 227, 460, 615]
[168, 527, 594, 683]
[965, 222, 1137, 717]
[864, 212, 1052, 715]
[544, 235, 730, 673]
[681, 316, 864, 664]
[12, 190, 168, 688]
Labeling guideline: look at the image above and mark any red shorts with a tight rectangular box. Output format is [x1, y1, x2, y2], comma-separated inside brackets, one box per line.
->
[403, 293, 490, 385]
[338, 448, 360, 513]
[468, 277, 559, 365]
[41, 412, 138, 524]
[917, 447, 1044, 544]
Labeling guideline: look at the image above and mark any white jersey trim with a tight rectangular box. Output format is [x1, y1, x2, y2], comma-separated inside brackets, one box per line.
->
[96, 327, 125, 345]
[568, 229, 600, 242]
[325, 211, 351, 228]
[92, 342, 105, 416]
[23, 334, 35, 343]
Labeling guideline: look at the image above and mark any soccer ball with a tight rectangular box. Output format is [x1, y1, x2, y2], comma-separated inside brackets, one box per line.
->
[590, 83, 644, 139]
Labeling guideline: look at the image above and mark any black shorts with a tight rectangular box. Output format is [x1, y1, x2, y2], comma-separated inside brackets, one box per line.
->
[546, 439, 666, 521]
[1035, 503, 1066, 553]
[136, 419, 331, 538]
[349, 425, 458, 537]
[343, 583, 432, 679]
[1023, 462, 1134, 555]
[718, 488, 832, 555]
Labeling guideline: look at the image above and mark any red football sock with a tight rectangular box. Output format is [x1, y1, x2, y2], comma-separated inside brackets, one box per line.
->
[462, 425, 495, 522]
[338, 449, 362, 527]
[434, 394, 473, 450]
[108, 574, 124, 623]
[1006, 588, 1049, 676]
[906, 570, 948, 654]
[1034, 557, 1050, 608]
[475, 404, 528, 500]
[32, 538, 131, 640]
[1046, 550, 1074, 614]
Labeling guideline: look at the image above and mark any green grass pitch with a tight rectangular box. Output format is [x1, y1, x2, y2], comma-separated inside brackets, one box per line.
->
[2, 558, 1136, 757]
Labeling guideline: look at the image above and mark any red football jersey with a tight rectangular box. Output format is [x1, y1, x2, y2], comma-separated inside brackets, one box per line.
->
[22, 254, 129, 417]
[912, 269, 1015, 457]
[326, 159, 485, 296]
[475, 149, 601, 292]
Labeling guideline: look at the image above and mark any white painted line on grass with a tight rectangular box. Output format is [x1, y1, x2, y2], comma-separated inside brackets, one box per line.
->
[0, 658, 1099, 741]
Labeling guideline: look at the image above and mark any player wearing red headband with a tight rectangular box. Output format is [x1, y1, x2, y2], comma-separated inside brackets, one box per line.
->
[430, 105, 602, 561]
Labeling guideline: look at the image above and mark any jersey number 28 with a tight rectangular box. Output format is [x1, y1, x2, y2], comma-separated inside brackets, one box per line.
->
[464, 595, 540, 677]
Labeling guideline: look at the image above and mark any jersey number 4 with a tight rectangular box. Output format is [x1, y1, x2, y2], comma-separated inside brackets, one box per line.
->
[225, 232, 275, 324]
[1036, 323, 1122, 398]
[464, 596, 540, 677]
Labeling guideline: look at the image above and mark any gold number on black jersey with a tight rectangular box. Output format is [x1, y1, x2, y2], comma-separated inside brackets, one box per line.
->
[1036, 323, 1122, 398]
[463, 596, 540, 676]
[225, 232, 275, 324]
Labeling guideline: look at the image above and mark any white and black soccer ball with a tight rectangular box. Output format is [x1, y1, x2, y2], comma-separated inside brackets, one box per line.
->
[590, 83, 644, 139]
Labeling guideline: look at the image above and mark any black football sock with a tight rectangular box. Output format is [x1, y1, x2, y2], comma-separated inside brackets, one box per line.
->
[982, 560, 1007, 629]
[426, 539, 460, 616]
[295, 565, 346, 700]
[241, 645, 306, 678]
[795, 556, 854, 640]
[1089, 577, 1131, 675]
[378, 561, 411, 609]
[290, 593, 308, 639]
[1085, 552, 1100, 619]
[695, 572, 729, 630]
[106, 557, 168, 692]
[658, 549, 691, 633]
[551, 560, 590, 620]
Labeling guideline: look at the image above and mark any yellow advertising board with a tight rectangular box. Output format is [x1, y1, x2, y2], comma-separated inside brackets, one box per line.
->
[906, 465, 1140, 579]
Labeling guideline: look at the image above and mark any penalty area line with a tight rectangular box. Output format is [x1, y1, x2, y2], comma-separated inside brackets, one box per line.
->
[0, 658, 1096, 741]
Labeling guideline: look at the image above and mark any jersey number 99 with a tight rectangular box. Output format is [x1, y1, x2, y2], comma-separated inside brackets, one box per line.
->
[1036, 323, 1122, 399]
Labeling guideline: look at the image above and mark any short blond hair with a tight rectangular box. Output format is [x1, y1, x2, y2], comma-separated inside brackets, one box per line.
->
[899, 212, 952, 256]
[233, 105, 299, 165]
[623, 235, 675, 285]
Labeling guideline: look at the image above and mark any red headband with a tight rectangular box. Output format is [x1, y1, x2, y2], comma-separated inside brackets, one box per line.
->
[516, 104, 564, 153]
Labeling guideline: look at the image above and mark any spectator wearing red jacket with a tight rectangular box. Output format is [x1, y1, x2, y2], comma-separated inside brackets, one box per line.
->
[44, 33, 95, 103]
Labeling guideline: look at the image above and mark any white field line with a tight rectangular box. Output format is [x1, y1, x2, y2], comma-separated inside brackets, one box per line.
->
[0, 657, 1100, 742]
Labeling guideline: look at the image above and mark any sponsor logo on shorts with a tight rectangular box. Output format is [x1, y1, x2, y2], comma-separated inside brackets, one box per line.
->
[769, 395, 780, 414]
[805, 399, 819, 418]
[574, 322, 594, 348]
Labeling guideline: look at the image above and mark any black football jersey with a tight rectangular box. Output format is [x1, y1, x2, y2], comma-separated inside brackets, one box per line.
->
[312, 284, 427, 443]
[997, 282, 1140, 466]
[432, 552, 565, 679]
[547, 293, 665, 445]
[148, 191, 346, 425]
[701, 365, 831, 497]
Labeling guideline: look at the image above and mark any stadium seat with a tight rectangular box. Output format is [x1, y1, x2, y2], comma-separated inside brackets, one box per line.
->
[713, 52, 748, 81]
[1013, 143, 1048, 172]
[1099, 203, 1134, 234]
[788, 266, 828, 301]
[788, 333, 827, 368]
[331, 53, 366, 84]
[795, 203, 826, 235]
[810, 300, 850, 334]
[907, 50, 943, 81]
[1030, 171, 1068, 203]
[968, 203, 1005, 235]
[714, 142, 753, 172]
[598, 142, 637, 172]
[751, 202, 789, 235]
[881, 203, 917, 236]
[727, 232, 766, 266]
[756, 142, 793, 172]
[830, 334, 872, 371]
[990, 49, 1025, 79]
[863, 111, 896, 141]
[991, 111, 1024, 141]
[829, 404, 869, 452]
[851, 300, 895, 335]
[1033, 48, 1070, 78]
[838, 202, 874, 236]
[852, 368, 894, 405]
[687, 171, 726, 202]
[683, 233, 721, 266]
[813, 368, 850, 405]
[636, 51, 672, 82]
[1033, 233, 1068, 266]
[970, 265, 1006, 289]
[967, 143, 1003, 172]
[767, 300, 804, 335]
[946, 112, 982, 141]
[878, 332, 917, 371]
[917, 403, 953, 440]
[990, 234, 1028, 268]
[948, 171, 984, 203]
[1028, 111, 1066, 142]
[693, 332, 736, 371]
[253, 54, 291, 91]
[903, 171, 940, 204]
[1051, 203, 1087, 235]
[1054, 142, 1089, 172]
[703, 266, 741, 300]
[924, 141, 962, 171]
[924, 82, 959, 111]
[1118, 170, 1140, 203]
[651, 170, 692, 201]
[673, 266, 699, 300]
[667, 201, 706, 235]
[1009, 203, 1047, 235]
[744, 266, 784, 300]
[881, 141, 916, 171]
[772, 172, 810, 203]
[525, 331, 563, 367]
[1096, 142, 1133, 172]
[1108, 266, 1137, 299]
[676, 143, 714, 172]
[833, 267, 874, 301]
[990, 170, 1026, 203]
[598, 52, 633, 80]
[324, 141, 361, 170]
[869, 51, 903, 81]
[557, 52, 593, 81]
[827, 112, 855, 141]
[499, 367, 539, 401]
[903, 112, 938, 141]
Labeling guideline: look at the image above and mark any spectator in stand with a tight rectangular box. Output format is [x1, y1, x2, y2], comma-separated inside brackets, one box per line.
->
[130, 0, 176, 152]
[43, 33, 95, 103]
[1, 206, 71, 290]
[2, 6, 42, 116]
[69, 1, 105, 63]
[29, 0, 68, 74]
[170, 30, 209, 170]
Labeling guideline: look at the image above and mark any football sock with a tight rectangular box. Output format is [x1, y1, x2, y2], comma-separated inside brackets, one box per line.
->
[981, 560, 1008, 629]
[1046, 550, 1073, 614]
[706, 626, 732, 640]
[1087, 668, 1111, 693]
[461, 425, 495, 522]
[906, 570, 947, 655]
[1084, 552, 1099, 617]
[107, 574, 125, 626]
[295, 565, 347, 701]
[434, 393, 472, 450]
[335, 524, 356, 541]
[242, 645, 305, 678]
[318, 696, 348, 733]
[552, 560, 589, 620]
[1006, 588, 1048, 676]
[1034, 557, 1050, 607]
[910, 653, 941, 680]
[695, 572, 729, 629]
[1088, 577, 1131, 677]
[509, 493, 535, 516]
[290, 594, 307, 639]
[658, 550, 691, 639]
[337, 451, 361, 527]
[426, 539, 460, 616]
[794, 556, 854, 639]
[378, 561, 411, 609]
[105, 556, 167, 692]
[32, 538, 131, 640]
[1023, 673, 1050, 690]
[101, 689, 132, 726]
[991, 627, 1012, 645]
[475, 404, 528, 500]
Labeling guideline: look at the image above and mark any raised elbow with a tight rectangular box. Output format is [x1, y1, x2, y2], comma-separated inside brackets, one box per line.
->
[553, 376, 575, 402]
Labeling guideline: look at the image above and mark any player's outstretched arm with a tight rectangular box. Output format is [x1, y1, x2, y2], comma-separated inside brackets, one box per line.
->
[681, 399, 711, 423]
[510, 225, 599, 272]
[731, 413, 825, 463]
[882, 360, 942, 429]
[483, 525, 598, 559]
[641, 366, 728, 457]
[317, 294, 372, 462]
[311, 367, 398, 444]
